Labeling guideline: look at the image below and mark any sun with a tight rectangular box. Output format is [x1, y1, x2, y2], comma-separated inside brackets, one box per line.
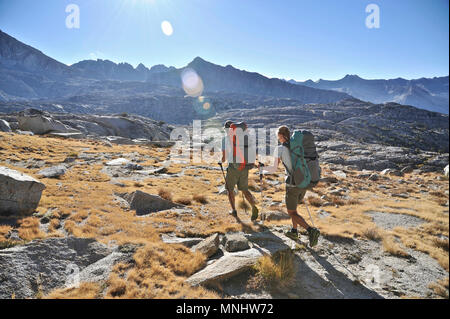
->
[161, 20, 173, 36]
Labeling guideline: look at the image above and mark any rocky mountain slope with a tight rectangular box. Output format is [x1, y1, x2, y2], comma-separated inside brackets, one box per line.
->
[0, 30, 72, 78]
[1, 96, 448, 155]
[0, 108, 172, 145]
[211, 98, 449, 153]
[289, 75, 449, 114]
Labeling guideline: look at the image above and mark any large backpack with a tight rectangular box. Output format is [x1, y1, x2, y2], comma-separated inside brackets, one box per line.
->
[287, 130, 321, 189]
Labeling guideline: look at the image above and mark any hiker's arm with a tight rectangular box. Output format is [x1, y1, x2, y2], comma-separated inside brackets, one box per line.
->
[262, 157, 280, 174]
[221, 150, 226, 163]
[220, 136, 227, 164]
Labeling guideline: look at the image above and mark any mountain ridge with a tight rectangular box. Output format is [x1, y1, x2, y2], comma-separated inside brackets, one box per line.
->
[0, 29, 350, 104]
[288, 74, 449, 114]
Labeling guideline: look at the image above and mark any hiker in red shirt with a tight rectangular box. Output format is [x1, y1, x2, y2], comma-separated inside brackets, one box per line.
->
[219, 120, 259, 221]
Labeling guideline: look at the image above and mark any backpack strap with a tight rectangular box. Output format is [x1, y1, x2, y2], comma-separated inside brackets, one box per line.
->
[289, 139, 310, 187]
[227, 126, 247, 171]
[281, 144, 297, 184]
[280, 141, 294, 175]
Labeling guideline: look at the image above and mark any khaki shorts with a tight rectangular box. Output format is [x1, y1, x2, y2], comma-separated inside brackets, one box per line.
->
[285, 186, 307, 210]
[226, 165, 249, 191]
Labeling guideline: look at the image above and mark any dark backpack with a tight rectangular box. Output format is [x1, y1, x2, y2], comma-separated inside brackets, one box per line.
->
[301, 131, 321, 187]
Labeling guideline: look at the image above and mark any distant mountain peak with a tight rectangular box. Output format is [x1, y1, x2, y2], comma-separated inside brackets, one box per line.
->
[187, 56, 218, 69]
[342, 74, 362, 80]
[192, 56, 206, 63]
[89, 59, 115, 65]
[149, 64, 170, 73]
[118, 62, 132, 66]
[136, 63, 148, 70]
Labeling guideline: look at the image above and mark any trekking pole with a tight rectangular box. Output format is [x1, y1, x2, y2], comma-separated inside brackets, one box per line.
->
[218, 162, 225, 180]
[303, 199, 316, 228]
[218, 162, 228, 191]
[259, 163, 265, 222]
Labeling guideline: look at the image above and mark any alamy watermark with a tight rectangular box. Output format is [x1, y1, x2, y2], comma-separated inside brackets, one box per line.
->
[63, 4, 379, 32]
[366, 4, 380, 29]
[167, 121, 279, 167]
[65, 4, 80, 29]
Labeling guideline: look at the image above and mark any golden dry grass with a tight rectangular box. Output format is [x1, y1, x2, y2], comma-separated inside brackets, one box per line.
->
[193, 194, 208, 204]
[46, 283, 102, 299]
[435, 198, 448, 206]
[307, 197, 324, 207]
[17, 217, 45, 241]
[433, 238, 449, 252]
[102, 243, 218, 299]
[0, 225, 12, 241]
[175, 197, 192, 206]
[362, 227, 383, 242]
[330, 196, 346, 206]
[428, 277, 449, 299]
[253, 251, 295, 289]
[429, 191, 446, 198]
[158, 188, 173, 201]
[346, 198, 362, 205]
[382, 236, 409, 258]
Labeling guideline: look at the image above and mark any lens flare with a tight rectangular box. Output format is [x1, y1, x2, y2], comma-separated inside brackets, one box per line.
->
[181, 68, 204, 97]
[161, 20, 173, 36]
[192, 95, 214, 116]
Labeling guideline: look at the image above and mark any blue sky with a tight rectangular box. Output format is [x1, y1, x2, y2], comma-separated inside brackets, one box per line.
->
[0, 0, 448, 81]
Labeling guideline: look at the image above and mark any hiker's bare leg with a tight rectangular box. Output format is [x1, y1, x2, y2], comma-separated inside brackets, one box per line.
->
[287, 209, 310, 230]
[242, 190, 256, 207]
[287, 210, 298, 229]
[228, 190, 236, 211]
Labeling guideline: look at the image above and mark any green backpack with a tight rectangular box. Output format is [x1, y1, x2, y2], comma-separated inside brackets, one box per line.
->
[287, 130, 321, 189]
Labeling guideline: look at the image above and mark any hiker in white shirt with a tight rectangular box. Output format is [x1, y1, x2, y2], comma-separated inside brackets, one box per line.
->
[261, 126, 320, 246]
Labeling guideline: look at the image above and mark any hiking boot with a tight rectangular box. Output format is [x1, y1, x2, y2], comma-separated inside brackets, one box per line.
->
[251, 206, 259, 221]
[307, 227, 320, 247]
[229, 209, 237, 217]
[285, 228, 298, 240]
